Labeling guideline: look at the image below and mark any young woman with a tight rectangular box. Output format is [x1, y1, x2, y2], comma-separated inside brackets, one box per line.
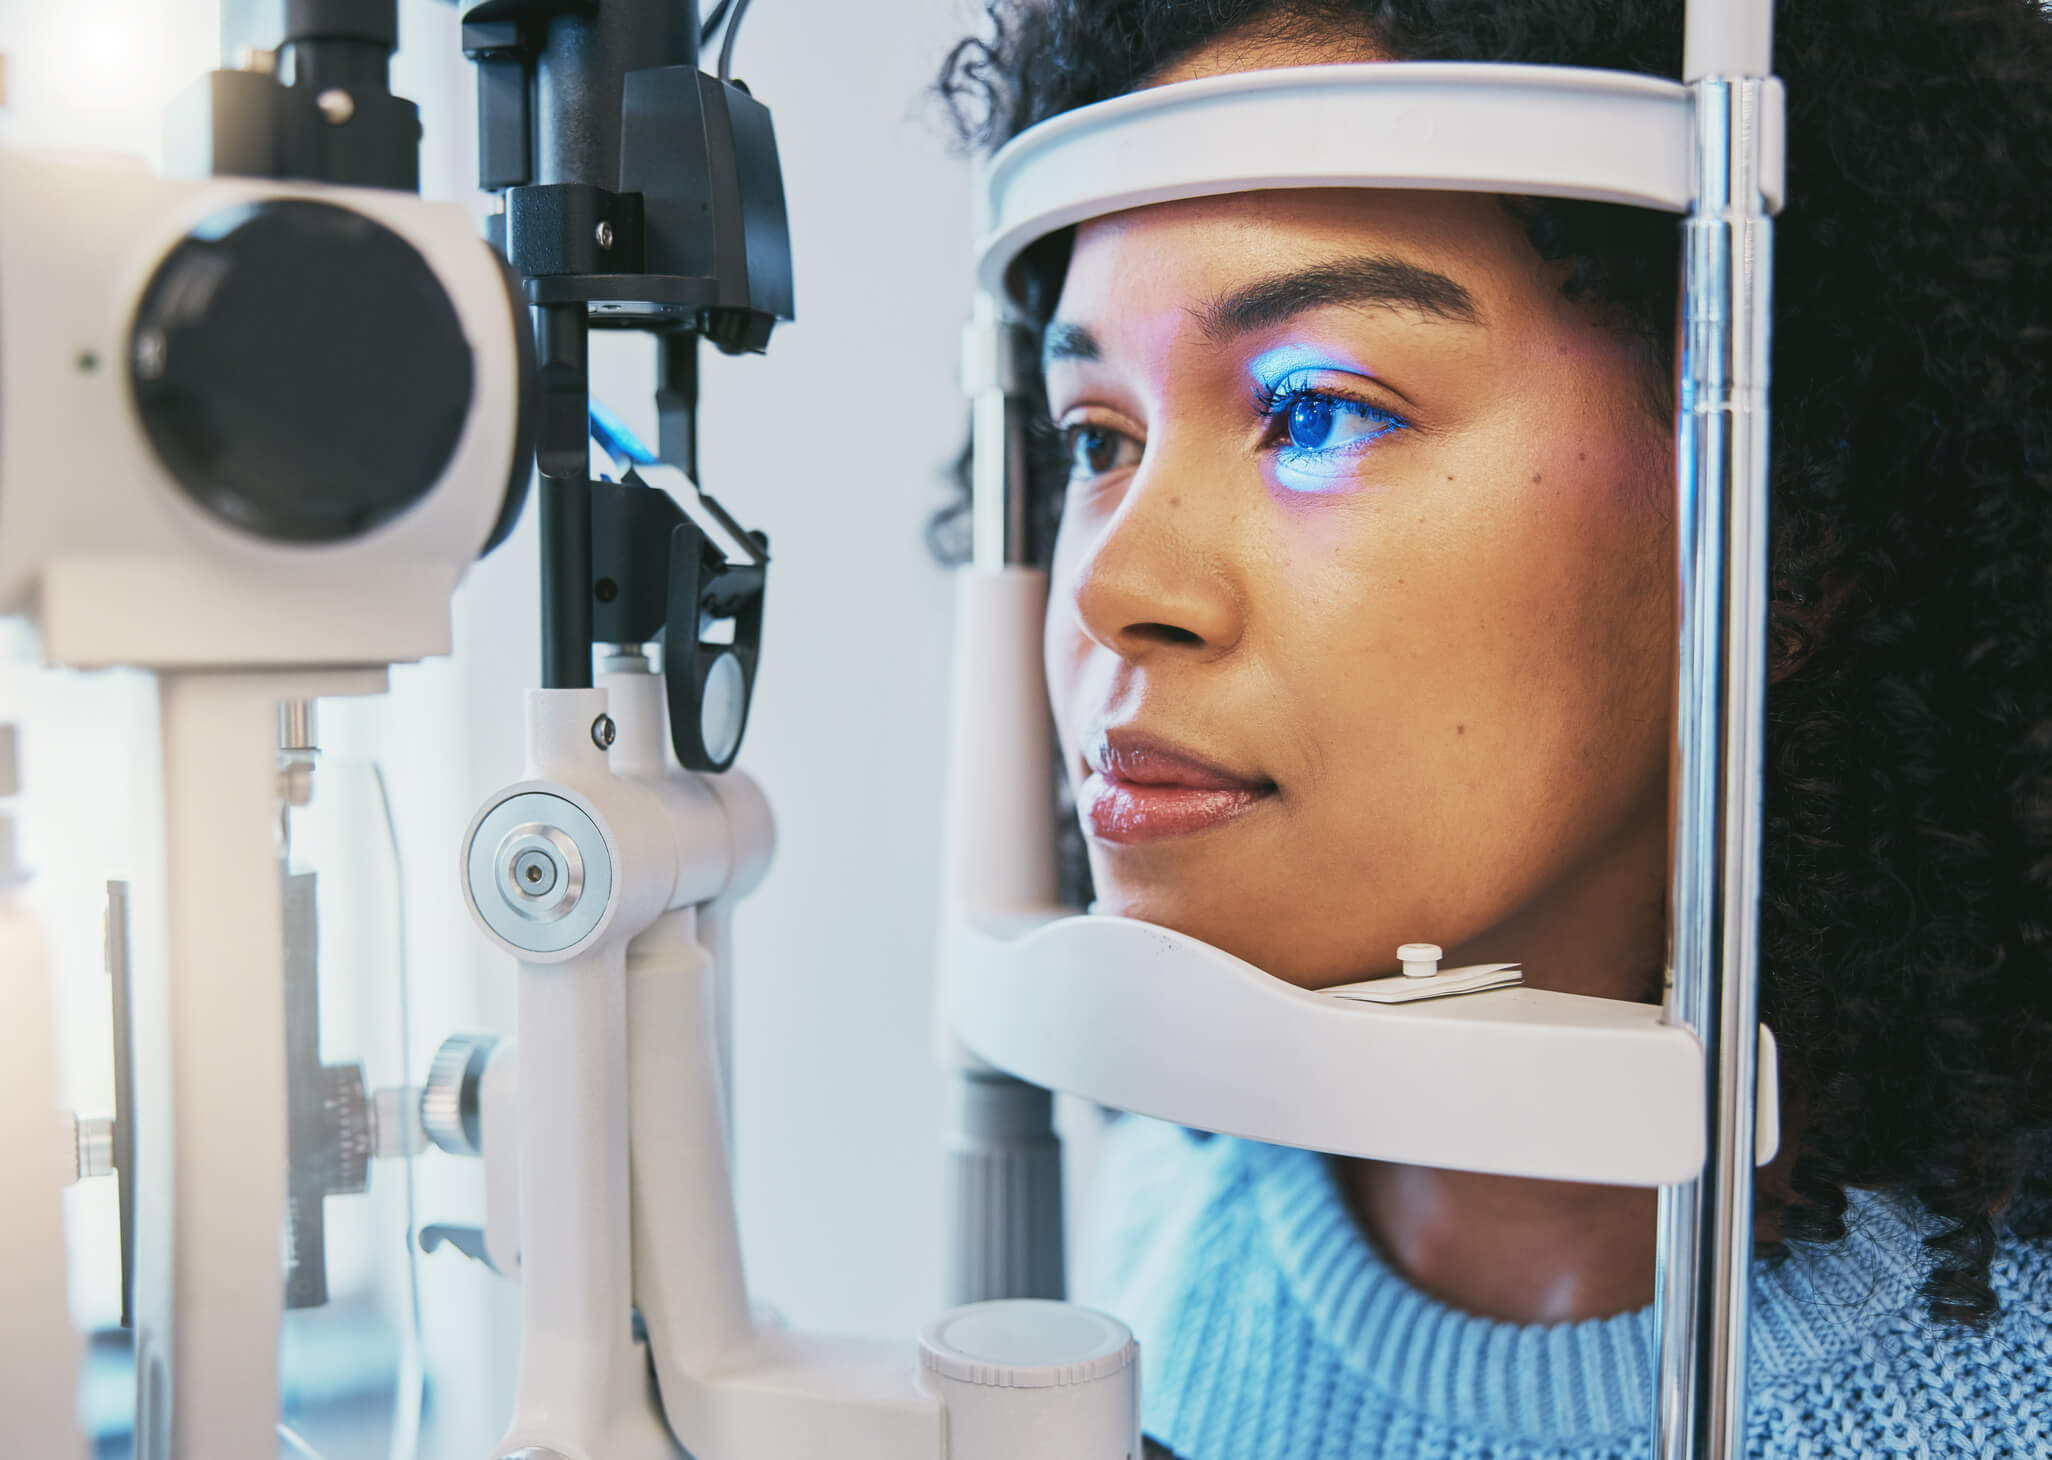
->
[937, 1, 2052, 1454]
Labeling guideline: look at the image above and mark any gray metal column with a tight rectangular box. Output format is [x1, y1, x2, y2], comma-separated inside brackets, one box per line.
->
[964, 294, 1037, 573]
[947, 1071, 1066, 1303]
[946, 296, 1067, 1304]
[1656, 2, 1778, 1454]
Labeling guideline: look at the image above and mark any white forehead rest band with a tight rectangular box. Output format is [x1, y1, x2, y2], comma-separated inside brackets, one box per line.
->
[974, 61, 1785, 310]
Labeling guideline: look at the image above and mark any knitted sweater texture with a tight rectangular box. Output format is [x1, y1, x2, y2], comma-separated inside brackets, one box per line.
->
[1075, 1118, 2052, 1459]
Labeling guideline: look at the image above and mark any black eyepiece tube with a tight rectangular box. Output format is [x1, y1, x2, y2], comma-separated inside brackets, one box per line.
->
[284, 0, 399, 46]
[282, 0, 399, 91]
[535, 0, 700, 188]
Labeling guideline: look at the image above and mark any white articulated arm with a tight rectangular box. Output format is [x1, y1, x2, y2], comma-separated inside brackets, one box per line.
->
[628, 906, 948, 1460]
[463, 687, 681, 1460]
[129, 668, 386, 1460]
[503, 941, 675, 1460]
[0, 741, 85, 1459]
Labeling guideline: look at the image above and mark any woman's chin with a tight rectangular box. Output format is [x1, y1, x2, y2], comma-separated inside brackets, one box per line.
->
[1086, 880, 1380, 989]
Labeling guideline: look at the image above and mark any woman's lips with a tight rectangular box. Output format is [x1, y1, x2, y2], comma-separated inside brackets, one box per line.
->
[1081, 774, 1271, 842]
[1080, 731, 1276, 844]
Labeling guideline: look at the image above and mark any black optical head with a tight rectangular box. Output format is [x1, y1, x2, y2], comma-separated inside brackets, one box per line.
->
[130, 199, 474, 544]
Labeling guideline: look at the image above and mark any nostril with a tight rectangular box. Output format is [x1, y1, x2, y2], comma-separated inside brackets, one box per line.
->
[1128, 622, 1203, 647]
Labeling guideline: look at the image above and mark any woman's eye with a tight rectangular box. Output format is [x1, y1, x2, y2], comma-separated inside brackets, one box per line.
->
[1274, 391, 1403, 455]
[1063, 423, 1142, 480]
[1252, 380, 1409, 493]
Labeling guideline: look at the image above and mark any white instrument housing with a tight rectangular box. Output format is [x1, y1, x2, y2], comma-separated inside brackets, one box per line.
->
[0, 147, 528, 672]
[0, 141, 532, 1460]
[975, 62, 1785, 303]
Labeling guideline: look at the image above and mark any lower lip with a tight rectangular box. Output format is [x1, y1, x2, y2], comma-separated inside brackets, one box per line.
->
[1081, 771, 1273, 844]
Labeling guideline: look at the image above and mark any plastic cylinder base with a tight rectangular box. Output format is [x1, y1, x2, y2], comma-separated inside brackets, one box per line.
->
[919, 1300, 1139, 1460]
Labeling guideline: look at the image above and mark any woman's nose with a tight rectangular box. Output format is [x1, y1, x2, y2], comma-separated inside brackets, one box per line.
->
[1067, 453, 1246, 664]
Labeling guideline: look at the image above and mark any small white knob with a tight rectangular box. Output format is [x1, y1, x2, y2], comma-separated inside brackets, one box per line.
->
[1397, 943, 1442, 978]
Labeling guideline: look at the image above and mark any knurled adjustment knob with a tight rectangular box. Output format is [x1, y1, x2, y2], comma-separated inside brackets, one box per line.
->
[421, 1032, 499, 1158]
[919, 1300, 1138, 1459]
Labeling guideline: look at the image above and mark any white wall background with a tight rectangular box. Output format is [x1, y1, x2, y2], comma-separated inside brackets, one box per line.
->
[1, 0, 1043, 1454]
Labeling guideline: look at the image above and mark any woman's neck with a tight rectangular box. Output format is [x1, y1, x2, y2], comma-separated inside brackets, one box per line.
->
[1339, 1160, 1660, 1322]
[1342, 799, 1671, 1323]
[1331, 802, 1796, 1324]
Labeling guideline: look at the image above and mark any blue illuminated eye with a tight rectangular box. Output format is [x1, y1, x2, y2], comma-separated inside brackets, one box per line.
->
[1277, 391, 1402, 455]
[1250, 370, 1409, 493]
[1287, 395, 1338, 451]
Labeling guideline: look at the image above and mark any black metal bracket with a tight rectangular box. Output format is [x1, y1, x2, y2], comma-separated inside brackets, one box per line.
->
[167, 0, 423, 192]
[461, 0, 786, 772]
[462, 3, 793, 347]
[589, 474, 767, 772]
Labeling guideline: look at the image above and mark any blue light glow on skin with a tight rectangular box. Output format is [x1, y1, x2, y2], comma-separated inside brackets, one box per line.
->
[1248, 345, 1409, 495]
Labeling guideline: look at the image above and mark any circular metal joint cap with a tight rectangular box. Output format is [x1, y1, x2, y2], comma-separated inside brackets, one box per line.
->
[590, 713, 615, 750]
[466, 792, 613, 955]
[494, 823, 583, 923]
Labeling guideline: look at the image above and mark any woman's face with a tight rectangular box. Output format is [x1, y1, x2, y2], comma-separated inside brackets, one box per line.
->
[1042, 185, 1677, 993]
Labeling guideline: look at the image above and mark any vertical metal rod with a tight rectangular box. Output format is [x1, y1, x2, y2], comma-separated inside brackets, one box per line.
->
[535, 303, 593, 689]
[964, 293, 1034, 570]
[949, 293, 1068, 1302]
[657, 330, 701, 479]
[1655, 68, 1776, 1460]
[106, 881, 138, 1331]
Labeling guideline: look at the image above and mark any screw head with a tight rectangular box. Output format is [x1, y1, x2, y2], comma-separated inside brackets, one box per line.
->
[594, 220, 615, 250]
[591, 714, 617, 750]
[316, 88, 355, 126]
[512, 848, 558, 897]
[75, 349, 99, 373]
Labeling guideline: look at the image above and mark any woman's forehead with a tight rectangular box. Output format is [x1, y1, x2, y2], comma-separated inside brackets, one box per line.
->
[1139, 15, 1390, 88]
[1056, 189, 1538, 332]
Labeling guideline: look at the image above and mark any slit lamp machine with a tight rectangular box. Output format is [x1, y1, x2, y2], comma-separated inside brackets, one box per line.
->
[0, 0, 1782, 1456]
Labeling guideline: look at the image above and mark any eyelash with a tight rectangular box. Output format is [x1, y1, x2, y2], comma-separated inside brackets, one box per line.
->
[1250, 380, 1411, 447]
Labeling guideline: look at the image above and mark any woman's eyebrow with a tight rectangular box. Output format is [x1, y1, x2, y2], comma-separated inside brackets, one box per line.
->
[1195, 254, 1483, 341]
[1039, 253, 1477, 377]
[1042, 320, 1101, 374]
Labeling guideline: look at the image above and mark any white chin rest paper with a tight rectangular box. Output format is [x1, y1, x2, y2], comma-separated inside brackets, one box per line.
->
[975, 61, 1785, 305]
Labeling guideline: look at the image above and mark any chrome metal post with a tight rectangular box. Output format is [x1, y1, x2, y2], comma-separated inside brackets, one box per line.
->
[948, 292, 1067, 1303]
[964, 292, 1036, 570]
[1654, 64, 1778, 1460]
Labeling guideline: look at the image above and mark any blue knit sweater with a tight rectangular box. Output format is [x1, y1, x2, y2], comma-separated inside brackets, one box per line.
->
[1075, 1117, 2052, 1459]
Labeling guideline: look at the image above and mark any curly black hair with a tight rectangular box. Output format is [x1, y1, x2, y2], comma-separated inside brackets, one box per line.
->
[934, 0, 2052, 1324]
